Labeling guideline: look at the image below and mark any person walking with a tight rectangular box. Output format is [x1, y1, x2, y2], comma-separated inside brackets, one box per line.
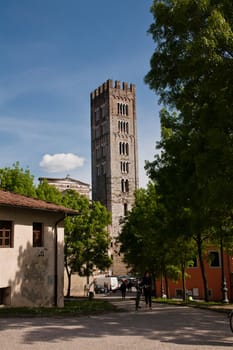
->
[119, 280, 127, 300]
[142, 271, 152, 309]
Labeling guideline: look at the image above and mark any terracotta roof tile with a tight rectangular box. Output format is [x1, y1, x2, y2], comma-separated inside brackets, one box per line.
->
[0, 190, 79, 215]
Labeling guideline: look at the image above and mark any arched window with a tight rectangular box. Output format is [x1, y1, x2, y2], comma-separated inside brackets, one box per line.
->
[119, 142, 129, 156]
[122, 143, 125, 155]
[125, 179, 129, 192]
[124, 203, 128, 216]
[121, 179, 124, 192]
[117, 103, 128, 116]
[126, 143, 129, 155]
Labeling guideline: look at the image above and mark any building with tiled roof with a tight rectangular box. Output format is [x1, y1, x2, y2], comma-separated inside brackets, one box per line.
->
[0, 190, 79, 307]
[0, 189, 79, 214]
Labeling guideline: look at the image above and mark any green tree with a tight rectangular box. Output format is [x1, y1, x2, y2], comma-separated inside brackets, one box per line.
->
[0, 162, 37, 197]
[145, 0, 233, 109]
[36, 179, 63, 204]
[119, 185, 160, 275]
[145, 0, 233, 301]
[146, 108, 214, 301]
[119, 183, 195, 298]
[62, 190, 112, 297]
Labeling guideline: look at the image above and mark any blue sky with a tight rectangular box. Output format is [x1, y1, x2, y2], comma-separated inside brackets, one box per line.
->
[0, 0, 161, 189]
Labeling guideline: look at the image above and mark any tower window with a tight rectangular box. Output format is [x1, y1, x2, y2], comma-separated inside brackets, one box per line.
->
[117, 103, 128, 116]
[121, 179, 124, 192]
[97, 166, 101, 176]
[119, 142, 129, 156]
[121, 179, 129, 192]
[95, 109, 100, 122]
[124, 203, 128, 216]
[120, 161, 129, 173]
[102, 162, 106, 175]
[126, 143, 129, 155]
[118, 121, 129, 134]
[96, 147, 101, 159]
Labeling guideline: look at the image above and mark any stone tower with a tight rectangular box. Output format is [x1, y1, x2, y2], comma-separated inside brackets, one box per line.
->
[90, 79, 139, 275]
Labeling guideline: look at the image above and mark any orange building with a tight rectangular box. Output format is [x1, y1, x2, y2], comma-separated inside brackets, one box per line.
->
[155, 248, 233, 302]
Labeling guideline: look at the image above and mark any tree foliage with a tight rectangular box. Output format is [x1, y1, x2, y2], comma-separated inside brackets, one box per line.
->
[119, 185, 159, 275]
[36, 179, 63, 204]
[119, 183, 196, 298]
[0, 162, 36, 197]
[145, 0, 233, 110]
[62, 190, 112, 296]
[144, 0, 233, 301]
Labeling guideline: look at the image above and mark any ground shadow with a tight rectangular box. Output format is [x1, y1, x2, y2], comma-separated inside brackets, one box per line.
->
[0, 303, 232, 348]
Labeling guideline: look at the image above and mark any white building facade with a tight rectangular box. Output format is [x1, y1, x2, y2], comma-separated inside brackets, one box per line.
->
[0, 190, 78, 307]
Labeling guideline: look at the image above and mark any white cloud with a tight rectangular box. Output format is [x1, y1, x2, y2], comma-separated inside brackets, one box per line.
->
[40, 153, 85, 173]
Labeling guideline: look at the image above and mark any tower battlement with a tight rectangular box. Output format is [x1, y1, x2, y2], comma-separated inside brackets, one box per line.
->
[91, 79, 135, 99]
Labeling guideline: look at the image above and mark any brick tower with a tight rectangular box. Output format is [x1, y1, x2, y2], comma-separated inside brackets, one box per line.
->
[90, 79, 139, 275]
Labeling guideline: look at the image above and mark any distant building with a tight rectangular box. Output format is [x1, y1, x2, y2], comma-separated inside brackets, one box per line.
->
[90, 79, 139, 275]
[38, 176, 90, 199]
[0, 189, 78, 307]
[156, 247, 233, 302]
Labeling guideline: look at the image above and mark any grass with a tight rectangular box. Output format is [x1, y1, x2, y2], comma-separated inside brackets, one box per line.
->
[152, 297, 233, 310]
[1, 296, 231, 317]
[0, 298, 117, 317]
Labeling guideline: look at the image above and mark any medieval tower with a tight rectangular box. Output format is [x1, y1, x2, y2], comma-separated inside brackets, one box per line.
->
[90, 79, 139, 275]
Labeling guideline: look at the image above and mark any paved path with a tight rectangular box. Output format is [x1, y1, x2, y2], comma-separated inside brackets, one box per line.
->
[1, 295, 233, 350]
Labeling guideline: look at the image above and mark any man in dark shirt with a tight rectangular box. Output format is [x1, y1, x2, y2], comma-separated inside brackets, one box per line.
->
[142, 271, 152, 309]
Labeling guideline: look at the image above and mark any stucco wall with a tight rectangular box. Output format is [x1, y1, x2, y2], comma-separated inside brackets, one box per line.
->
[0, 207, 64, 307]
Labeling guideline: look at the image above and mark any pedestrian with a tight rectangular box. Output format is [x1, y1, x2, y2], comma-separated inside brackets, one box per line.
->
[127, 280, 132, 293]
[142, 271, 152, 309]
[104, 282, 108, 294]
[119, 280, 127, 300]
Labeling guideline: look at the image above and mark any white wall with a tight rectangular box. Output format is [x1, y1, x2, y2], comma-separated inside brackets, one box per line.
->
[0, 207, 64, 307]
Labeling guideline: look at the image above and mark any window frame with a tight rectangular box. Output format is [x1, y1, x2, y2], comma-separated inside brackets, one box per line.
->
[33, 222, 44, 248]
[188, 256, 198, 268]
[208, 250, 220, 268]
[0, 221, 13, 248]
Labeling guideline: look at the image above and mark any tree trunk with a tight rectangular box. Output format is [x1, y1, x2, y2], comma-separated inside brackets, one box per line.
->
[196, 234, 209, 302]
[164, 270, 169, 298]
[181, 263, 186, 301]
[160, 274, 164, 297]
[65, 264, 72, 298]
